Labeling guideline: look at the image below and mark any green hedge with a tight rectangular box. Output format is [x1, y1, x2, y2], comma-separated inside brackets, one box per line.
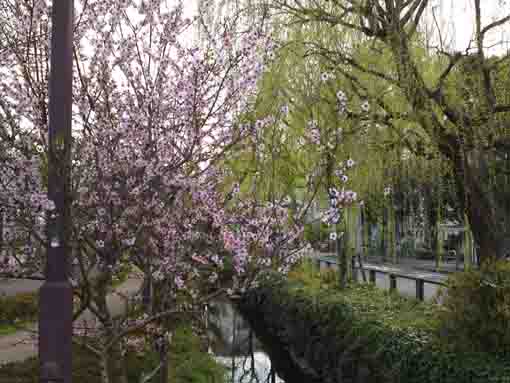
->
[0, 293, 38, 326]
[239, 272, 510, 383]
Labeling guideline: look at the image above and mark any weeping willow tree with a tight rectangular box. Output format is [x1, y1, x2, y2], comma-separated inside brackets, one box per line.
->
[207, 0, 458, 274]
[238, 0, 510, 264]
[205, 0, 510, 266]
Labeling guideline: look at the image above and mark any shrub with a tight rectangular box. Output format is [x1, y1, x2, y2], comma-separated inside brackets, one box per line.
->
[435, 259, 510, 356]
[320, 268, 338, 287]
[0, 293, 39, 326]
[287, 258, 322, 290]
[239, 272, 510, 383]
[169, 325, 228, 383]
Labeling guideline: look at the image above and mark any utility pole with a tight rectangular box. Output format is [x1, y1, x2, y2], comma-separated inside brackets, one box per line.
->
[39, 1, 74, 382]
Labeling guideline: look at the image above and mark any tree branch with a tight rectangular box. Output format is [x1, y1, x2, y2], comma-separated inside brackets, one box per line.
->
[481, 14, 510, 37]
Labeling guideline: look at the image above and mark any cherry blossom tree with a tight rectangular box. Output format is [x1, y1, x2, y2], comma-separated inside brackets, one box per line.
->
[0, 1, 307, 381]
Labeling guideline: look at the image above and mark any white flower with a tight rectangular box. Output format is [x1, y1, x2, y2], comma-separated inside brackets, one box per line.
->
[124, 237, 136, 246]
[44, 199, 56, 211]
[346, 158, 355, 168]
[341, 175, 349, 183]
[330, 232, 337, 241]
[361, 100, 370, 112]
[96, 240, 105, 248]
[384, 186, 392, 196]
[174, 276, 184, 289]
[280, 104, 290, 116]
[320, 72, 331, 82]
[336, 90, 347, 102]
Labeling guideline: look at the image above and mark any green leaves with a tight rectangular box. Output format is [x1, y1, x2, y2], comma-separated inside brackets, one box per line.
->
[243, 272, 510, 382]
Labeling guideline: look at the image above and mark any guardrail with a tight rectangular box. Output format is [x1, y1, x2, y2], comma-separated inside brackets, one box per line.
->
[315, 256, 446, 301]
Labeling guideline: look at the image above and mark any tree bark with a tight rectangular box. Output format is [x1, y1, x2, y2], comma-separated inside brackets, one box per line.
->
[387, 28, 506, 262]
[456, 150, 506, 260]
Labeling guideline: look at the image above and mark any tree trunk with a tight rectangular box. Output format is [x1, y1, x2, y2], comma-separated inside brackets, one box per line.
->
[337, 231, 347, 289]
[388, 29, 506, 263]
[94, 271, 128, 383]
[454, 150, 506, 261]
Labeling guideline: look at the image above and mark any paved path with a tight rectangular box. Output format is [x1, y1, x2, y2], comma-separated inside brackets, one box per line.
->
[0, 277, 142, 365]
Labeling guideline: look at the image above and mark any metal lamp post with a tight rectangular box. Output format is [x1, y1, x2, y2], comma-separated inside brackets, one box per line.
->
[39, 1, 74, 382]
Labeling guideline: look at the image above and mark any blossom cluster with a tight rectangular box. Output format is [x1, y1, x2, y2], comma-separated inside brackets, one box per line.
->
[0, 0, 295, 296]
[321, 159, 359, 225]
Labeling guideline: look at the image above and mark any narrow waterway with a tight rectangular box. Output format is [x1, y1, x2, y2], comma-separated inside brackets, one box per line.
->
[208, 298, 286, 383]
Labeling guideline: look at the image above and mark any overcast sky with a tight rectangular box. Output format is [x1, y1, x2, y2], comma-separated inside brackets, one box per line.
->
[425, 0, 510, 55]
[180, 0, 510, 56]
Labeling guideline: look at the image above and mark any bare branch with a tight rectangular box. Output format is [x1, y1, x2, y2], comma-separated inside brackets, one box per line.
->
[481, 14, 510, 37]
[433, 51, 463, 94]
[495, 104, 510, 114]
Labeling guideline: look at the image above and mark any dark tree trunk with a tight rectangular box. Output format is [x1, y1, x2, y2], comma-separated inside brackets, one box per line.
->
[457, 150, 507, 260]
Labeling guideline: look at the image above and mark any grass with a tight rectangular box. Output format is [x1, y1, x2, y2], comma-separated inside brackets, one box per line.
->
[286, 258, 441, 334]
[0, 341, 100, 383]
[0, 321, 33, 337]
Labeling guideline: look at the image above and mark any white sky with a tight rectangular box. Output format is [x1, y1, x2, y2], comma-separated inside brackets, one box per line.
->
[180, 0, 510, 56]
[425, 0, 510, 56]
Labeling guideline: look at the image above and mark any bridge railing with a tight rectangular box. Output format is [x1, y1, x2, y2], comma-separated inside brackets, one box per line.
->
[316, 257, 446, 302]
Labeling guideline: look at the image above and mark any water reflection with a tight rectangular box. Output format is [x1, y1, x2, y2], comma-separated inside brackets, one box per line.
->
[208, 298, 285, 383]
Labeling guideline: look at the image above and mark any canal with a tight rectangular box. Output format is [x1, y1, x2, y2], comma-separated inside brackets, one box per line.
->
[208, 297, 287, 383]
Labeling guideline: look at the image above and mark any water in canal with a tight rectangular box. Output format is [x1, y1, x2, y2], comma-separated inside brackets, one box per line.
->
[208, 297, 285, 383]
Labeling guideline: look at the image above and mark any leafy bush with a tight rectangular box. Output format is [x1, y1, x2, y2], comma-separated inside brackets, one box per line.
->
[0, 327, 228, 383]
[0, 293, 38, 326]
[435, 259, 510, 356]
[287, 258, 322, 290]
[0, 342, 101, 383]
[240, 272, 510, 383]
[320, 268, 338, 287]
[169, 325, 228, 383]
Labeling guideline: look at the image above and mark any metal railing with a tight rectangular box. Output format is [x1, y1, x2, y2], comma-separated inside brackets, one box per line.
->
[316, 256, 446, 301]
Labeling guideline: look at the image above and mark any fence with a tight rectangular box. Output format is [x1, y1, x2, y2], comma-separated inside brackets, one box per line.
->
[315, 256, 446, 301]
